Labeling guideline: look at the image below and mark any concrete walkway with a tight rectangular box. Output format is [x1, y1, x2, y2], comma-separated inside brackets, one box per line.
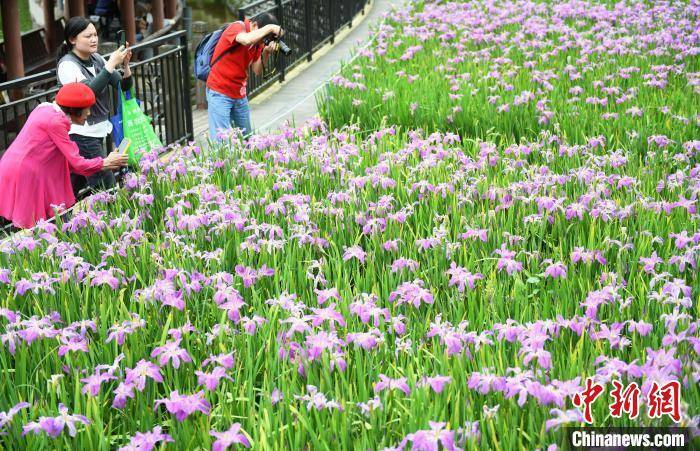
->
[0, 1, 398, 239]
[193, 0, 399, 137]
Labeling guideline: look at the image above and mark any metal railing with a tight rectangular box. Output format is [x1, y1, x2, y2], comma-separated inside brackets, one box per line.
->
[0, 30, 193, 153]
[238, 0, 369, 99]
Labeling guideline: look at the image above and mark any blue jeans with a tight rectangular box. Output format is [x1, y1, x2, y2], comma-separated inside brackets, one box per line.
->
[206, 88, 252, 141]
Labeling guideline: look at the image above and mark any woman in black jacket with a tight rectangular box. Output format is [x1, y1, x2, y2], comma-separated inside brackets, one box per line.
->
[57, 16, 132, 196]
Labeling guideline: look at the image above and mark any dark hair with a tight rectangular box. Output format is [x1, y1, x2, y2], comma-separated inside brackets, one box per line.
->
[251, 12, 278, 28]
[59, 105, 86, 117]
[56, 17, 93, 63]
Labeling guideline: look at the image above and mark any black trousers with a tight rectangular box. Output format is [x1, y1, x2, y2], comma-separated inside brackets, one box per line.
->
[0, 215, 20, 235]
[70, 134, 115, 198]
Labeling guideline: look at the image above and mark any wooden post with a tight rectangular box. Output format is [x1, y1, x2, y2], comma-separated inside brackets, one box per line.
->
[2, 0, 25, 82]
[43, 0, 57, 51]
[121, 0, 136, 46]
[192, 21, 207, 110]
[165, 0, 177, 19]
[152, 0, 164, 32]
[66, 0, 85, 17]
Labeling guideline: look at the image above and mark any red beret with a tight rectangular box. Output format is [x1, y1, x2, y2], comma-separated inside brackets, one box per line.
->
[55, 82, 96, 109]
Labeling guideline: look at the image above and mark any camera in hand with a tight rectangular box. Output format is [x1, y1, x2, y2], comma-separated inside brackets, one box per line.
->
[262, 35, 292, 56]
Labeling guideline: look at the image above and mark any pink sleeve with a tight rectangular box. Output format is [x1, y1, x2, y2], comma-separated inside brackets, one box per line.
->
[46, 117, 104, 176]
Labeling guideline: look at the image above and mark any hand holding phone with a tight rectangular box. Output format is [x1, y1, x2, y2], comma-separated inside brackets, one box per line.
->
[106, 44, 129, 70]
[117, 137, 132, 156]
[116, 30, 126, 47]
[103, 150, 128, 170]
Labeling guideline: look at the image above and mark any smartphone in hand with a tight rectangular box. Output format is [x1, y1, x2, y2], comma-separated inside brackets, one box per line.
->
[117, 137, 132, 155]
[116, 30, 126, 48]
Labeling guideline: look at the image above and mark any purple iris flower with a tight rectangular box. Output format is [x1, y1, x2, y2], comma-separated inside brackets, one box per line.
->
[314, 287, 342, 305]
[210, 423, 251, 450]
[151, 339, 192, 369]
[22, 404, 90, 438]
[124, 359, 163, 391]
[389, 279, 434, 308]
[203, 352, 235, 369]
[118, 425, 174, 451]
[0, 402, 30, 434]
[81, 370, 117, 397]
[407, 422, 456, 451]
[374, 374, 411, 396]
[544, 261, 567, 279]
[446, 262, 483, 291]
[112, 382, 136, 409]
[195, 366, 234, 391]
[57, 336, 89, 357]
[418, 375, 452, 393]
[154, 391, 211, 422]
[343, 245, 367, 264]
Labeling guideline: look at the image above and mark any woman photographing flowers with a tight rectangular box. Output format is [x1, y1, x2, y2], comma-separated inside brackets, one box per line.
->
[56, 16, 133, 196]
[0, 83, 128, 230]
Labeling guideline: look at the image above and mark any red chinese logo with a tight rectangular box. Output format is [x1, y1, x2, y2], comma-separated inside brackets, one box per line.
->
[572, 377, 605, 424]
[647, 381, 681, 423]
[609, 380, 640, 419]
[573, 379, 682, 424]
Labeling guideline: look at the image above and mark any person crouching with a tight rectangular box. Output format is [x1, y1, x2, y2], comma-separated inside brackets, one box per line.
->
[0, 83, 128, 230]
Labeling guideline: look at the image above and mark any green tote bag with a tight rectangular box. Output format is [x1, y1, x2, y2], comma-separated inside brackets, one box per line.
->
[121, 89, 163, 165]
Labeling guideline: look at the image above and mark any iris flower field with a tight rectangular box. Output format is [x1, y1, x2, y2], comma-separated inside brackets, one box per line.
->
[1, 0, 698, 449]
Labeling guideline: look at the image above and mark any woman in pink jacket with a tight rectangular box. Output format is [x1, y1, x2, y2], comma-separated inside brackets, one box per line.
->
[0, 83, 127, 230]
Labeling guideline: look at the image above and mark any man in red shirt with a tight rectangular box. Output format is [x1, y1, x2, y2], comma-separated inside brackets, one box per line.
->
[206, 13, 283, 140]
